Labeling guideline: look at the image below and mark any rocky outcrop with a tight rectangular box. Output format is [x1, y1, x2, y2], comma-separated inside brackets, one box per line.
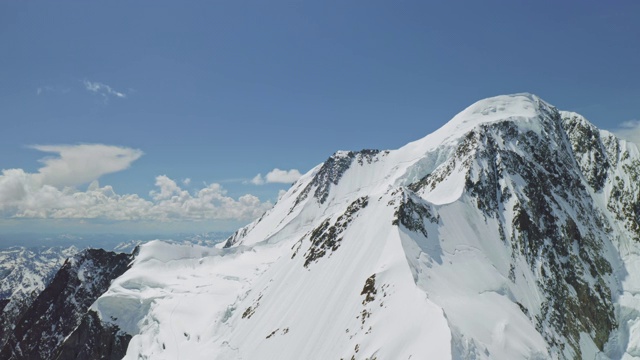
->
[53, 310, 131, 360]
[0, 248, 131, 360]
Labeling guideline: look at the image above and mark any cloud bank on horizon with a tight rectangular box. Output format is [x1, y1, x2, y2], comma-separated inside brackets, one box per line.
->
[0, 144, 274, 222]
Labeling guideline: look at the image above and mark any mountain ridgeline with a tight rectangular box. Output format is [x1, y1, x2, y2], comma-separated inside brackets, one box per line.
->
[4, 94, 640, 359]
[0, 246, 79, 350]
[0, 249, 132, 360]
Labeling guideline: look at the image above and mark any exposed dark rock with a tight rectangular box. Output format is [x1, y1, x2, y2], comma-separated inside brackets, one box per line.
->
[561, 113, 610, 191]
[0, 246, 78, 348]
[392, 190, 438, 238]
[242, 294, 263, 320]
[52, 310, 131, 360]
[360, 274, 377, 306]
[0, 249, 131, 360]
[294, 150, 386, 208]
[608, 159, 640, 241]
[410, 104, 618, 358]
[304, 196, 369, 267]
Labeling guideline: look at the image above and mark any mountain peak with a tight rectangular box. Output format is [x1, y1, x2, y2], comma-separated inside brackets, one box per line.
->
[433, 93, 555, 141]
[457, 93, 541, 118]
[398, 94, 558, 162]
[20, 94, 640, 360]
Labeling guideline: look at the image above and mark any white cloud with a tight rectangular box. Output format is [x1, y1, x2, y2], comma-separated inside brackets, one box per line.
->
[0, 146, 273, 222]
[182, 178, 192, 186]
[266, 168, 302, 183]
[613, 120, 640, 145]
[250, 174, 265, 185]
[83, 79, 127, 101]
[30, 144, 143, 188]
[251, 168, 302, 185]
[146, 176, 271, 221]
[0, 174, 271, 222]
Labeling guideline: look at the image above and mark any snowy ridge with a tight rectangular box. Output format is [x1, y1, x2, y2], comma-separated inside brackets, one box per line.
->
[0, 245, 78, 348]
[88, 94, 640, 359]
[0, 248, 131, 359]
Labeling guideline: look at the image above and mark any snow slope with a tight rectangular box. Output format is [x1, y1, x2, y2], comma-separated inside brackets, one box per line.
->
[85, 94, 640, 359]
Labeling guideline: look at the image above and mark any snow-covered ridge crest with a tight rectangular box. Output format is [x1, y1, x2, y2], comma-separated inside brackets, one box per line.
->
[402, 93, 554, 151]
[74, 93, 640, 359]
[224, 93, 562, 248]
[447, 93, 545, 128]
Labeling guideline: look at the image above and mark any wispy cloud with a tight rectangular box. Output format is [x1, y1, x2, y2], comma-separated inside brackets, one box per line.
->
[0, 145, 272, 222]
[251, 168, 302, 185]
[36, 80, 125, 100]
[612, 120, 640, 145]
[83, 79, 127, 101]
[36, 86, 53, 95]
[36, 85, 70, 96]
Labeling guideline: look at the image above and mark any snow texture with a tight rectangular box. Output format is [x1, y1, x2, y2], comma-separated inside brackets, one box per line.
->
[85, 93, 640, 359]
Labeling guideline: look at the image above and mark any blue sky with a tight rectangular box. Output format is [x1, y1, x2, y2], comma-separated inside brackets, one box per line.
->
[1, 1, 639, 235]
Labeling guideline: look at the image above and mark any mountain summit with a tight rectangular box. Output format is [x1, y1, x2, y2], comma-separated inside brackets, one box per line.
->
[14, 94, 640, 359]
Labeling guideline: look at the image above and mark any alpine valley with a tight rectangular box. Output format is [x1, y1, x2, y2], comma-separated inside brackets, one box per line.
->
[3, 93, 640, 359]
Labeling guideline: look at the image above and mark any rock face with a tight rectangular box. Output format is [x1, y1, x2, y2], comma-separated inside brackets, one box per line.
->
[6, 93, 640, 359]
[52, 310, 131, 360]
[0, 246, 78, 348]
[0, 248, 131, 360]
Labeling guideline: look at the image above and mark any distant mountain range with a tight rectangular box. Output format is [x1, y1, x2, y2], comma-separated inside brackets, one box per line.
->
[0, 232, 231, 250]
[0, 232, 229, 359]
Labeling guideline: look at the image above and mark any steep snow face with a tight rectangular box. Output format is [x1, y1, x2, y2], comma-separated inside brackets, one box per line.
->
[560, 111, 640, 359]
[408, 109, 622, 358]
[95, 211, 452, 360]
[225, 94, 553, 248]
[90, 94, 640, 360]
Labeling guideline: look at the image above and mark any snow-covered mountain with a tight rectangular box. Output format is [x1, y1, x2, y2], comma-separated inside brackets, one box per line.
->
[0, 248, 131, 359]
[0, 245, 79, 348]
[8, 93, 640, 359]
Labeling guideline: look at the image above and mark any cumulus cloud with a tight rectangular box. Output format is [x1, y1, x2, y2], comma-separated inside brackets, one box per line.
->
[83, 79, 127, 101]
[0, 145, 273, 222]
[250, 174, 265, 185]
[0, 175, 271, 221]
[613, 120, 640, 145]
[251, 168, 302, 185]
[30, 144, 143, 188]
[146, 176, 271, 221]
[266, 168, 302, 183]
